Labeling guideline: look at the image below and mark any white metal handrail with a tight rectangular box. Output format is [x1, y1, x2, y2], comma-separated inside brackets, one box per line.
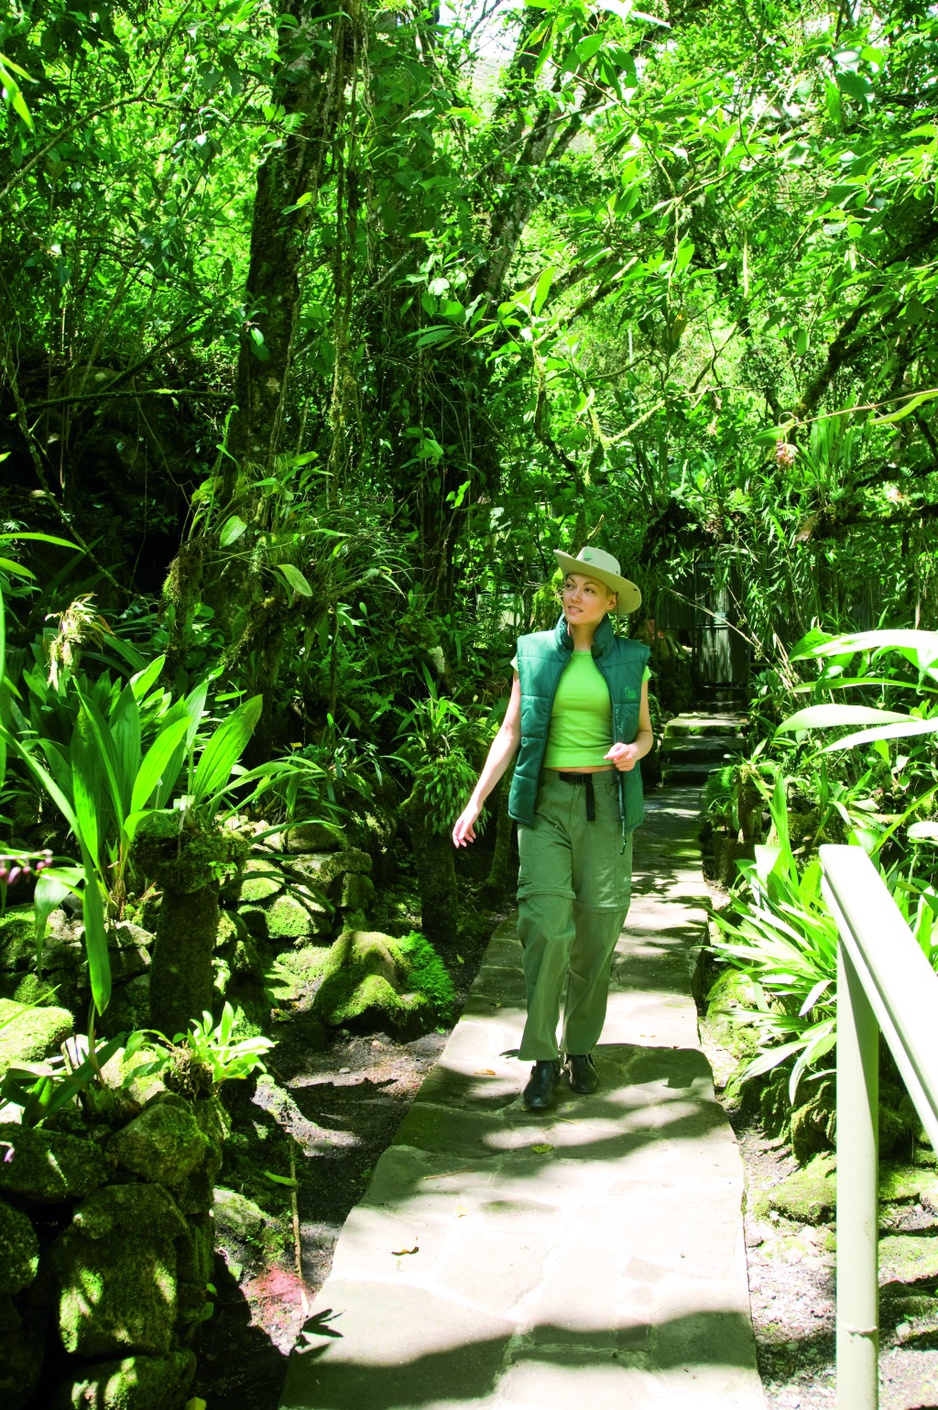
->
[819, 844, 938, 1410]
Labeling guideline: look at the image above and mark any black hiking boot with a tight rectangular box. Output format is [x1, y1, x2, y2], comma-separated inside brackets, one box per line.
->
[523, 1059, 561, 1111]
[564, 1052, 599, 1095]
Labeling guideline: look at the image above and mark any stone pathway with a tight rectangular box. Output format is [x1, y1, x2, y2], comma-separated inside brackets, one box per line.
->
[279, 789, 766, 1410]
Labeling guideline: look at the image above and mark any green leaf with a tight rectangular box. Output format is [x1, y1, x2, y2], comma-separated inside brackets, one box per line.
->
[83, 869, 110, 1015]
[821, 718, 938, 752]
[33, 867, 81, 971]
[776, 704, 908, 733]
[131, 717, 191, 814]
[192, 695, 264, 805]
[872, 389, 938, 426]
[220, 515, 248, 547]
[273, 563, 312, 597]
[533, 266, 555, 315]
[129, 656, 166, 702]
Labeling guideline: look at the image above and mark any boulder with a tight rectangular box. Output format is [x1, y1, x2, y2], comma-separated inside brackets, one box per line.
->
[311, 929, 432, 1037]
[284, 821, 347, 852]
[0, 906, 36, 972]
[289, 848, 371, 895]
[0, 998, 74, 1077]
[52, 1214, 179, 1357]
[107, 1096, 212, 1187]
[0, 1123, 107, 1202]
[768, 1153, 837, 1225]
[0, 1197, 40, 1293]
[52, 1349, 196, 1410]
[215, 910, 248, 948]
[72, 1183, 188, 1242]
[265, 892, 331, 942]
[880, 1234, 938, 1287]
[103, 974, 150, 1035]
[341, 872, 375, 913]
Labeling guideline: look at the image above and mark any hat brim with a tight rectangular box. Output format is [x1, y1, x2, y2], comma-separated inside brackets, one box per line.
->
[554, 551, 642, 615]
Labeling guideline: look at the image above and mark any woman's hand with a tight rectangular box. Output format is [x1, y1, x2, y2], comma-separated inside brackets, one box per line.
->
[452, 800, 483, 847]
[605, 742, 641, 772]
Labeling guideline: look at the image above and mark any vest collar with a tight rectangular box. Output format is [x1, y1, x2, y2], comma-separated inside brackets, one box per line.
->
[552, 612, 616, 659]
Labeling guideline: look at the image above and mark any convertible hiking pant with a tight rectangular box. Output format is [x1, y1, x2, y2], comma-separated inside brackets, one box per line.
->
[516, 770, 633, 1061]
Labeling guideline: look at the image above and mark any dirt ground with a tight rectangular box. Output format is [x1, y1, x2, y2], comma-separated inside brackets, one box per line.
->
[193, 1025, 448, 1409]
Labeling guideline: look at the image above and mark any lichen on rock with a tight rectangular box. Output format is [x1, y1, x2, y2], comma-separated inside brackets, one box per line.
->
[0, 997, 74, 1078]
[310, 928, 450, 1036]
[768, 1153, 837, 1225]
[51, 1348, 196, 1410]
[0, 1197, 40, 1294]
[107, 1096, 212, 1187]
[0, 1122, 106, 1203]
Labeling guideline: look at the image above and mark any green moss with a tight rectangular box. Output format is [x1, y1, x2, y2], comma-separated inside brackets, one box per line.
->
[311, 930, 432, 1034]
[265, 945, 330, 1003]
[768, 1153, 836, 1225]
[397, 931, 456, 1023]
[880, 1234, 938, 1286]
[0, 998, 74, 1078]
[266, 893, 328, 941]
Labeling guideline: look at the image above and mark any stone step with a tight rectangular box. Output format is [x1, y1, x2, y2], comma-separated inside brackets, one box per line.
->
[664, 712, 747, 739]
[662, 760, 728, 785]
[661, 735, 746, 763]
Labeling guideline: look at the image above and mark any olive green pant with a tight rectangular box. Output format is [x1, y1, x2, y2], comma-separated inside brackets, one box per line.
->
[516, 771, 633, 1061]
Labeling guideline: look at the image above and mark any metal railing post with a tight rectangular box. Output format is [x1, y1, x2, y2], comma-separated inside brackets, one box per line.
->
[836, 939, 879, 1410]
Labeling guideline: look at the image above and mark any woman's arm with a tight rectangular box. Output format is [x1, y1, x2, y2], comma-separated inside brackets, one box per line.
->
[452, 673, 522, 847]
[605, 678, 653, 772]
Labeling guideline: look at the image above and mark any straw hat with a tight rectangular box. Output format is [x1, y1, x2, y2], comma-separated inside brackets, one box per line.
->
[553, 546, 641, 615]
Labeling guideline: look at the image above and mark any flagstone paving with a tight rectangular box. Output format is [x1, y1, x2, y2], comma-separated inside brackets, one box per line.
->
[280, 788, 767, 1410]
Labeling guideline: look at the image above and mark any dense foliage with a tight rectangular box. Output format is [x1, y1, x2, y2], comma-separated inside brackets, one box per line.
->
[2, 0, 937, 1132]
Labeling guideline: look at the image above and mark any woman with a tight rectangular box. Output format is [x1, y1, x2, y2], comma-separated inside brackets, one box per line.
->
[452, 546, 653, 1111]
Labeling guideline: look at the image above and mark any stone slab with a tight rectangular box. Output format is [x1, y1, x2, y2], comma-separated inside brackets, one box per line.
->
[280, 790, 766, 1410]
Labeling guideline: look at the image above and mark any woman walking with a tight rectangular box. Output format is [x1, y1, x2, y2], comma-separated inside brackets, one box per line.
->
[452, 546, 653, 1111]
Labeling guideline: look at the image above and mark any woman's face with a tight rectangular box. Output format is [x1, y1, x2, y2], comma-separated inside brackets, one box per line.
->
[562, 573, 617, 627]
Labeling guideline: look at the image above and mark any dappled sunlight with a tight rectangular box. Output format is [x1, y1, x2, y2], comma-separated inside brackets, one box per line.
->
[279, 796, 763, 1409]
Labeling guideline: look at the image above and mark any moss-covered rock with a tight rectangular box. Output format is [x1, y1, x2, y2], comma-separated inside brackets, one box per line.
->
[107, 1096, 212, 1187]
[0, 998, 74, 1077]
[0, 1197, 39, 1294]
[215, 910, 248, 948]
[284, 822, 347, 852]
[213, 1186, 282, 1270]
[880, 1234, 938, 1286]
[72, 1183, 188, 1242]
[0, 1122, 106, 1202]
[879, 1162, 938, 1206]
[768, 1153, 837, 1225]
[311, 929, 438, 1036]
[703, 971, 761, 1062]
[265, 892, 330, 942]
[52, 1220, 178, 1356]
[0, 906, 36, 972]
[52, 1349, 196, 1410]
[238, 867, 284, 904]
[265, 944, 329, 1003]
[290, 849, 371, 894]
[341, 872, 375, 913]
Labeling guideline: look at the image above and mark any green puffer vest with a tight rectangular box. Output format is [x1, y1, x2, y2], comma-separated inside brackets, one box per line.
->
[508, 613, 650, 841]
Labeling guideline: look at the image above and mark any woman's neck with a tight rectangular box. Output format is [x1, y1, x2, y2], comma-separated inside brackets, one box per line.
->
[567, 621, 598, 651]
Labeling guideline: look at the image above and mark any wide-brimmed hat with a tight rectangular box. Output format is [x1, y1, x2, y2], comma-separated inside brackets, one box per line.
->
[554, 546, 641, 615]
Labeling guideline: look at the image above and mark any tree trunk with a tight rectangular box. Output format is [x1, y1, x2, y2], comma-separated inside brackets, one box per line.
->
[149, 881, 221, 1038]
[226, 0, 361, 484]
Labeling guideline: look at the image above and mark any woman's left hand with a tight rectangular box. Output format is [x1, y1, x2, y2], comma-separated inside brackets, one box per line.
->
[605, 742, 640, 772]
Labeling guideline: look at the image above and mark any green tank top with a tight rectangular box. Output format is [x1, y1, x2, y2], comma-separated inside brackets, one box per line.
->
[544, 652, 613, 768]
[509, 651, 650, 770]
